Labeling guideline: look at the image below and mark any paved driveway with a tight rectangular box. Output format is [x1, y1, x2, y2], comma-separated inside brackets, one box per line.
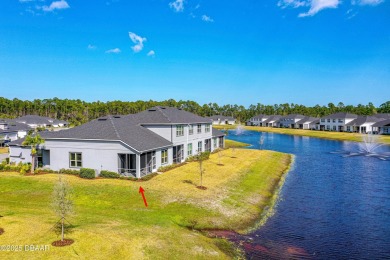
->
[0, 153, 9, 162]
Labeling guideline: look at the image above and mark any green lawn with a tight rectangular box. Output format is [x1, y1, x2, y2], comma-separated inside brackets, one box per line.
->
[225, 139, 251, 148]
[214, 125, 390, 145]
[0, 149, 291, 259]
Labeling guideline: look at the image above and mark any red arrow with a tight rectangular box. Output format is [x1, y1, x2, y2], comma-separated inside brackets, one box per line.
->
[139, 186, 148, 207]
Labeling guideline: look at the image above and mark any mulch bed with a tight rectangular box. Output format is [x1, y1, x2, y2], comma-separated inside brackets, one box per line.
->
[0, 228, 4, 235]
[52, 239, 74, 247]
[196, 186, 207, 190]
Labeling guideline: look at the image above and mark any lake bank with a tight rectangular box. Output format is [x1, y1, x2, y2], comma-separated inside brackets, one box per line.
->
[0, 149, 292, 259]
[214, 125, 390, 145]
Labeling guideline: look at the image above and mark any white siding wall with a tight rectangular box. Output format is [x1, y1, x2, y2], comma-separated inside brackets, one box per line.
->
[9, 146, 32, 164]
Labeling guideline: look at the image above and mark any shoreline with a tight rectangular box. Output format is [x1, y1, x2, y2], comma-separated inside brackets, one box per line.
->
[214, 125, 390, 145]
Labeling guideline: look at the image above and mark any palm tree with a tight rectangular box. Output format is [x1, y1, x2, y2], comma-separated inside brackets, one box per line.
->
[22, 133, 44, 174]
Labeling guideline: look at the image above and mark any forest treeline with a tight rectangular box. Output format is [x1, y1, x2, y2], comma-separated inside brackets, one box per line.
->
[0, 97, 389, 126]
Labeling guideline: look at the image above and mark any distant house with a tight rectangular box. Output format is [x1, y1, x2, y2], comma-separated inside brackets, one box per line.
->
[294, 117, 320, 130]
[279, 114, 306, 128]
[248, 114, 269, 126]
[208, 115, 235, 125]
[344, 116, 385, 134]
[263, 115, 282, 127]
[15, 115, 69, 129]
[319, 112, 358, 132]
[9, 107, 225, 178]
[372, 119, 390, 135]
[0, 119, 31, 147]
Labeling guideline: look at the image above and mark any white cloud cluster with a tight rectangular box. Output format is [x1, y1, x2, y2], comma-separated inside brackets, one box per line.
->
[42, 0, 70, 12]
[147, 50, 155, 57]
[299, 0, 340, 17]
[278, 0, 385, 17]
[88, 44, 97, 50]
[129, 32, 147, 53]
[201, 15, 214, 22]
[105, 48, 121, 54]
[169, 0, 184, 12]
[353, 0, 384, 5]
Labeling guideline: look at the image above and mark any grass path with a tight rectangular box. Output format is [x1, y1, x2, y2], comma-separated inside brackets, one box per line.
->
[214, 125, 390, 145]
[0, 149, 291, 259]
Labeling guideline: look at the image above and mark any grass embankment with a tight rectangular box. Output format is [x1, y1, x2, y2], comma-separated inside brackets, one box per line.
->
[0, 149, 291, 259]
[0, 147, 8, 154]
[225, 139, 251, 148]
[214, 125, 390, 145]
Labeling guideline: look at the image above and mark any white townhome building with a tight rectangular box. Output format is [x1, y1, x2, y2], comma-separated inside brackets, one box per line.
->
[208, 115, 236, 125]
[344, 116, 385, 134]
[279, 114, 306, 128]
[294, 117, 320, 130]
[9, 107, 225, 178]
[248, 114, 269, 126]
[319, 112, 358, 132]
[15, 115, 69, 129]
[0, 119, 31, 147]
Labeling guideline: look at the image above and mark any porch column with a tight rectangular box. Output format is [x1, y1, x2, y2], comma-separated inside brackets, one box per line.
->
[136, 154, 141, 179]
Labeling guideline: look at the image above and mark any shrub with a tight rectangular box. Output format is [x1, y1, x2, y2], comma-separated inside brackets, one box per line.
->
[34, 168, 57, 174]
[158, 163, 186, 172]
[59, 168, 80, 175]
[79, 168, 95, 179]
[19, 164, 31, 175]
[100, 170, 120, 179]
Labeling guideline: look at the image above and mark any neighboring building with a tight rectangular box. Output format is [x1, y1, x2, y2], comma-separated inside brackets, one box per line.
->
[208, 115, 235, 125]
[345, 116, 385, 134]
[15, 115, 69, 129]
[263, 115, 282, 127]
[294, 117, 320, 130]
[319, 112, 358, 131]
[372, 113, 390, 120]
[372, 119, 390, 135]
[9, 107, 225, 178]
[0, 119, 31, 147]
[248, 114, 269, 126]
[279, 114, 306, 128]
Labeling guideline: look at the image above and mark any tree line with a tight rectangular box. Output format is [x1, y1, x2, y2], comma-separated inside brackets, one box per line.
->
[0, 97, 389, 126]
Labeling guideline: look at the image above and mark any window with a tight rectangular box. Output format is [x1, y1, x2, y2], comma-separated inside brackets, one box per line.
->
[205, 124, 210, 133]
[333, 119, 336, 123]
[189, 125, 194, 135]
[197, 141, 202, 153]
[213, 138, 217, 148]
[161, 149, 168, 165]
[327, 119, 331, 123]
[326, 125, 330, 130]
[197, 124, 202, 134]
[321, 119, 325, 122]
[338, 119, 343, 123]
[69, 152, 82, 168]
[187, 143, 192, 156]
[176, 125, 184, 137]
[347, 126, 351, 132]
[333, 126, 336, 131]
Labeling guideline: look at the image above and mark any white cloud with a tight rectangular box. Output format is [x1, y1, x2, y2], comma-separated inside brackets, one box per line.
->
[353, 0, 384, 5]
[128, 32, 147, 53]
[169, 0, 184, 12]
[202, 15, 214, 22]
[87, 44, 97, 50]
[298, 0, 340, 17]
[42, 0, 70, 12]
[105, 48, 121, 54]
[147, 50, 155, 57]
[277, 0, 308, 8]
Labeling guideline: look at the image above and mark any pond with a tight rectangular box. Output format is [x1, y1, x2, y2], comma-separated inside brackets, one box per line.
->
[227, 130, 390, 259]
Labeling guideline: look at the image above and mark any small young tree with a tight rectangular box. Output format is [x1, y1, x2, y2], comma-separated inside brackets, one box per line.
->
[52, 175, 73, 242]
[194, 151, 210, 188]
[22, 133, 44, 173]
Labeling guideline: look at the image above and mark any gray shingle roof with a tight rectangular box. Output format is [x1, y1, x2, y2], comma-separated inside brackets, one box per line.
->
[43, 116, 172, 153]
[15, 115, 69, 125]
[372, 119, 390, 127]
[263, 115, 282, 123]
[372, 113, 390, 119]
[282, 114, 306, 120]
[321, 112, 358, 120]
[0, 120, 31, 134]
[295, 117, 320, 125]
[251, 114, 269, 120]
[128, 106, 212, 125]
[208, 115, 235, 121]
[212, 128, 225, 137]
[345, 116, 384, 126]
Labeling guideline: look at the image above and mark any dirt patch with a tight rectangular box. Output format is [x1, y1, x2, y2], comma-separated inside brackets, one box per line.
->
[0, 228, 4, 235]
[196, 186, 207, 190]
[52, 239, 74, 247]
[217, 164, 224, 166]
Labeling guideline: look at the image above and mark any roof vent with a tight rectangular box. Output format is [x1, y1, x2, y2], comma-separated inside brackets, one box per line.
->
[113, 116, 121, 118]
[148, 109, 156, 112]
[160, 107, 166, 109]
[98, 118, 107, 121]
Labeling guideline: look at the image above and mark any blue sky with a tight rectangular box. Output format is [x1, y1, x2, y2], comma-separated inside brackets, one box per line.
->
[0, 0, 389, 106]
